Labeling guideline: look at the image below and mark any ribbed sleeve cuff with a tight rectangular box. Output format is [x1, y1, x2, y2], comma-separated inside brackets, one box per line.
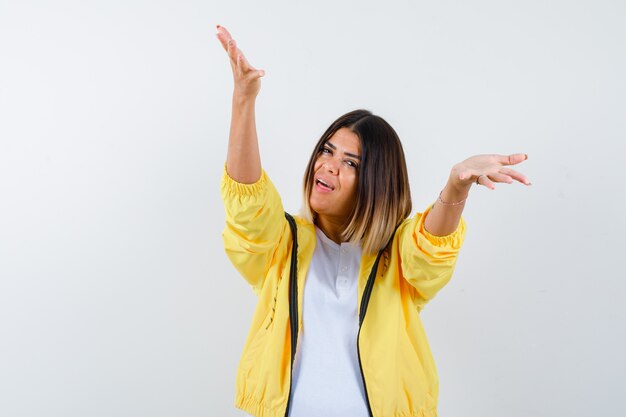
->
[417, 204, 466, 249]
[220, 164, 269, 197]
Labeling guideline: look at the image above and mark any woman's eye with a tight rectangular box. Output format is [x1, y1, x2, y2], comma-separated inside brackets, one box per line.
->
[321, 148, 332, 154]
[346, 160, 358, 168]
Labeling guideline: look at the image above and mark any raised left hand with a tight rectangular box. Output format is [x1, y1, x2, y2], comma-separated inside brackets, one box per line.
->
[449, 153, 532, 191]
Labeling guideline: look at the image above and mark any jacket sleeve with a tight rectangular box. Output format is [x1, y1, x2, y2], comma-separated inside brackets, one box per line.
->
[398, 203, 467, 311]
[220, 165, 288, 295]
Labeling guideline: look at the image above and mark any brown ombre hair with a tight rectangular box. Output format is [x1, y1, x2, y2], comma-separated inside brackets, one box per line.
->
[301, 109, 412, 255]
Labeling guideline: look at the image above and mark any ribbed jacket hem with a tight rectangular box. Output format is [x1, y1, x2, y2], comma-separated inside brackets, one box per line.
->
[235, 393, 286, 417]
[235, 394, 438, 417]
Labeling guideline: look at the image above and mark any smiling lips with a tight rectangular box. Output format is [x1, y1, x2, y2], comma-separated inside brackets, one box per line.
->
[315, 177, 335, 192]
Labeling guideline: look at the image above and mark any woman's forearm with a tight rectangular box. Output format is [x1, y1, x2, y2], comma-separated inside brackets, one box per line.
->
[424, 181, 470, 236]
[216, 26, 264, 184]
[226, 94, 262, 184]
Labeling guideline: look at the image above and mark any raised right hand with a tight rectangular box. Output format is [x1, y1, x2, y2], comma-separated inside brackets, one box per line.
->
[215, 25, 265, 100]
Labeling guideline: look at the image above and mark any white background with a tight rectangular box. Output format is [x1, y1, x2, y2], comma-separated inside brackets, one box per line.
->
[1, 0, 625, 416]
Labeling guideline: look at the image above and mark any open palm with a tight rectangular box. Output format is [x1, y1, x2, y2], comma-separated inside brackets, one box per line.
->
[451, 153, 532, 190]
[215, 25, 265, 99]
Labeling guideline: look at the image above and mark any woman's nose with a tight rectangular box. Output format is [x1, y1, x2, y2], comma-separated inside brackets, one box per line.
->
[324, 158, 340, 174]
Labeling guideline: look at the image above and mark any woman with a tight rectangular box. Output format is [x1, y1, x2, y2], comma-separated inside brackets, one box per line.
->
[216, 25, 531, 417]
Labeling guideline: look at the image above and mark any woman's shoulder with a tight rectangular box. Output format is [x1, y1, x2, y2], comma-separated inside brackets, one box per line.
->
[291, 214, 316, 236]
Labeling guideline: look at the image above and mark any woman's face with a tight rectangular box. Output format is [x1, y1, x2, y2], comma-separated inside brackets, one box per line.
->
[309, 127, 361, 223]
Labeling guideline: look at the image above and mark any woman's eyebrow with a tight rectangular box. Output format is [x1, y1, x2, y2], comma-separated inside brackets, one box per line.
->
[324, 141, 361, 159]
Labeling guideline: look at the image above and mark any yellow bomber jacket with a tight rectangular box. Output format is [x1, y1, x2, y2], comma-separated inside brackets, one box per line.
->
[221, 166, 467, 417]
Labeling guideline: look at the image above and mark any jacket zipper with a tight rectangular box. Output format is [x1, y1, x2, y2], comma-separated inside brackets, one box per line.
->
[357, 228, 397, 417]
[282, 215, 394, 417]
[283, 213, 299, 417]
[357, 248, 385, 417]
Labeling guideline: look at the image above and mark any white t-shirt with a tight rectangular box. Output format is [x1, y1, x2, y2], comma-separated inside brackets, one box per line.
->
[243, 226, 369, 417]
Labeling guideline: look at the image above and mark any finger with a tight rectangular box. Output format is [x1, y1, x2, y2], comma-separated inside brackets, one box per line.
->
[476, 174, 496, 190]
[215, 31, 228, 51]
[458, 169, 495, 189]
[226, 39, 242, 72]
[218, 26, 242, 68]
[458, 169, 477, 182]
[235, 53, 244, 76]
[489, 172, 514, 184]
[237, 49, 252, 72]
[216, 24, 234, 40]
[236, 49, 265, 78]
[497, 153, 528, 166]
[499, 167, 532, 185]
[227, 38, 238, 63]
[215, 25, 232, 52]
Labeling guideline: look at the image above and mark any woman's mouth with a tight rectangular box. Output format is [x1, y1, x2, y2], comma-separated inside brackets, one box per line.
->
[315, 178, 334, 192]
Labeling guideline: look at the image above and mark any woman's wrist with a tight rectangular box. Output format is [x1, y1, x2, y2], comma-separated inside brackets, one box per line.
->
[446, 171, 472, 197]
[232, 91, 257, 106]
[439, 182, 470, 205]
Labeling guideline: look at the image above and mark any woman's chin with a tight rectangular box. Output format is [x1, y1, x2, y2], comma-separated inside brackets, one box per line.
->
[310, 197, 350, 219]
[310, 195, 336, 212]
[309, 203, 326, 215]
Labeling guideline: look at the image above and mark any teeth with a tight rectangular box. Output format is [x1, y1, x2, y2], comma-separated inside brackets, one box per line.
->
[317, 178, 333, 189]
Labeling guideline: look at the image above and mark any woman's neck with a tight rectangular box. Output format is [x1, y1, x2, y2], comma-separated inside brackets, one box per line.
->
[315, 215, 347, 245]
